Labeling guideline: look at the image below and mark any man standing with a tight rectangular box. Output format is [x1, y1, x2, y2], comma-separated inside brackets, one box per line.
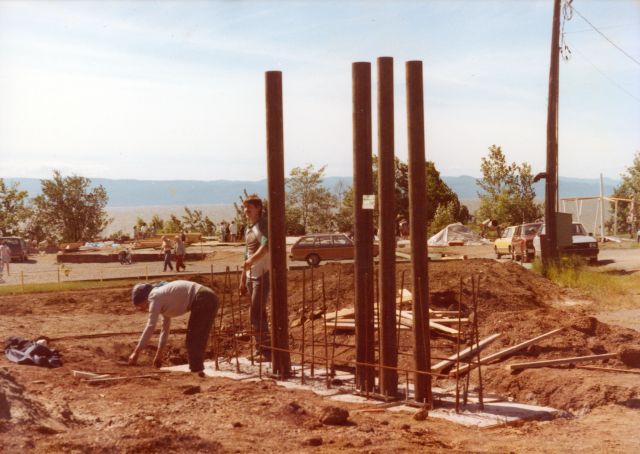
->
[229, 220, 238, 242]
[128, 280, 219, 374]
[239, 195, 271, 361]
[0, 241, 11, 281]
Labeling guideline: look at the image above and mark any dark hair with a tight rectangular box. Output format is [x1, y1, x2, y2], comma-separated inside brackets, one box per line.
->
[242, 194, 263, 209]
[132, 283, 153, 305]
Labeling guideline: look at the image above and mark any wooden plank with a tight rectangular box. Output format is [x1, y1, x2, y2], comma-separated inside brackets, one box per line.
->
[431, 333, 502, 372]
[429, 321, 458, 335]
[72, 370, 111, 379]
[450, 328, 564, 376]
[323, 307, 356, 321]
[506, 353, 617, 371]
[86, 374, 159, 383]
[577, 365, 640, 375]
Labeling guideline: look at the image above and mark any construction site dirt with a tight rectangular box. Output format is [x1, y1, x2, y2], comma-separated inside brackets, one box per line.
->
[1, 258, 639, 453]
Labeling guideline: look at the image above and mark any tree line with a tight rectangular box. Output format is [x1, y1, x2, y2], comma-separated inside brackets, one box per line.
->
[3, 148, 636, 243]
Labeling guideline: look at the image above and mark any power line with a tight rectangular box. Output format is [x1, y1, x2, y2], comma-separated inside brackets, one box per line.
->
[572, 6, 640, 67]
[568, 40, 640, 104]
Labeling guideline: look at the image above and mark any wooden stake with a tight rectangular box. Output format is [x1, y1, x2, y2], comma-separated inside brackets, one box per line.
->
[451, 328, 564, 376]
[507, 353, 617, 371]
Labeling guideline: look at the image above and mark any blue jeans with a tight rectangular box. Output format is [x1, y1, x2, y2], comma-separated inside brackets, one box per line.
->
[247, 273, 270, 355]
[186, 288, 219, 372]
[163, 251, 173, 271]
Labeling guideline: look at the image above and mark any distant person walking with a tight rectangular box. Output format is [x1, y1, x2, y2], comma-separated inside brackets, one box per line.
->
[230, 220, 238, 242]
[239, 195, 271, 361]
[0, 241, 11, 281]
[161, 236, 174, 272]
[174, 235, 186, 272]
[128, 280, 219, 373]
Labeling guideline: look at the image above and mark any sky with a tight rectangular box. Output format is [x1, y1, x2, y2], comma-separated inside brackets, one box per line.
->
[0, 0, 638, 182]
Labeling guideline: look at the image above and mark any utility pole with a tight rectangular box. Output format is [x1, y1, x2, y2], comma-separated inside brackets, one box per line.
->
[543, 0, 561, 268]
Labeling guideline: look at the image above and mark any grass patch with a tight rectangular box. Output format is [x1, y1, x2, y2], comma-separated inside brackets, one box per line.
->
[532, 257, 640, 309]
[0, 278, 137, 296]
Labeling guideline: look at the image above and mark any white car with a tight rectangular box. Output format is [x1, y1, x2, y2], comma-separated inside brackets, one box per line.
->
[533, 222, 598, 264]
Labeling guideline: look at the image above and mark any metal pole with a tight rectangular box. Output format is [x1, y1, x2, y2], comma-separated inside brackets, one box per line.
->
[406, 60, 431, 404]
[543, 0, 561, 267]
[352, 61, 376, 392]
[301, 268, 306, 384]
[600, 173, 606, 240]
[377, 56, 398, 397]
[265, 70, 291, 376]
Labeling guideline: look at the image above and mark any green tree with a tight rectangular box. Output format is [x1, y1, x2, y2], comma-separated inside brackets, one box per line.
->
[164, 214, 183, 233]
[31, 171, 110, 242]
[477, 145, 541, 226]
[608, 151, 640, 235]
[372, 155, 467, 227]
[429, 201, 459, 235]
[0, 179, 32, 236]
[286, 164, 336, 234]
[181, 207, 216, 234]
[149, 214, 164, 233]
[333, 182, 354, 234]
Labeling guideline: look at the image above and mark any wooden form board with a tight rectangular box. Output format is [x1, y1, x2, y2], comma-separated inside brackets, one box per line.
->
[506, 353, 617, 371]
[431, 333, 502, 372]
[450, 328, 564, 376]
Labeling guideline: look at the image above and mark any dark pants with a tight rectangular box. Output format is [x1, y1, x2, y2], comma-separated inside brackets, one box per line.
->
[247, 273, 270, 355]
[163, 251, 173, 271]
[175, 254, 185, 271]
[186, 288, 219, 372]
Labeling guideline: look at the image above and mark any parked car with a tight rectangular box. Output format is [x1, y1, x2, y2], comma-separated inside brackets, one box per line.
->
[0, 236, 29, 262]
[511, 222, 543, 263]
[493, 225, 517, 259]
[290, 233, 378, 266]
[533, 222, 599, 264]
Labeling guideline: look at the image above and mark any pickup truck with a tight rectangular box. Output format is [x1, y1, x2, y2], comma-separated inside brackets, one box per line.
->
[533, 222, 598, 264]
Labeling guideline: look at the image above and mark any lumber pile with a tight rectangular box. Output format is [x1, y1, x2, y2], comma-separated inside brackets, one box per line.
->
[322, 289, 467, 335]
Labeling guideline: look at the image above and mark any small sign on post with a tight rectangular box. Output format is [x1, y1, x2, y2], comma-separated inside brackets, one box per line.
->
[362, 194, 376, 210]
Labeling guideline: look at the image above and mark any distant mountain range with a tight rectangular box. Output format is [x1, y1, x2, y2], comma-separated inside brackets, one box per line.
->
[4, 175, 620, 207]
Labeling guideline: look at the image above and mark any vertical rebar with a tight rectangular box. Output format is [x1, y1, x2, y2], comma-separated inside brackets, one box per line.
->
[396, 270, 405, 351]
[235, 266, 244, 332]
[473, 276, 484, 410]
[311, 266, 315, 378]
[265, 70, 292, 377]
[228, 266, 240, 373]
[406, 60, 431, 404]
[330, 267, 342, 373]
[455, 277, 463, 413]
[377, 56, 398, 398]
[301, 268, 306, 384]
[352, 61, 376, 393]
[322, 273, 330, 388]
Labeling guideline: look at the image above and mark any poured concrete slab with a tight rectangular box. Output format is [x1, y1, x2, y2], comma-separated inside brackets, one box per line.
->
[162, 359, 558, 428]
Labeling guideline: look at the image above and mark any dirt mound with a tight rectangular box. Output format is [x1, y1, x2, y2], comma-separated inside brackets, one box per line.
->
[0, 367, 70, 433]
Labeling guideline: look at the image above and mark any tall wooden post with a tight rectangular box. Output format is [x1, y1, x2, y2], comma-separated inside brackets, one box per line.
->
[544, 0, 561, 267]
[265, 70, 291, 377]
[352, 61, 376, 392]
[406, 60, 431, 405]
[377, 56, 398, 397]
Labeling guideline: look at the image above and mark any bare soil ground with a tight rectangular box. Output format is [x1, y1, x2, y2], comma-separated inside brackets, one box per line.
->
[1, 259, 639, 453]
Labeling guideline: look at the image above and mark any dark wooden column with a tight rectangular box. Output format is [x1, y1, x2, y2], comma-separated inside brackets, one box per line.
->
[265, 70, 291, 377]
[352, 61, 375, 392]
[377, 56, 398, 397]
[406, 60, 431, 404]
